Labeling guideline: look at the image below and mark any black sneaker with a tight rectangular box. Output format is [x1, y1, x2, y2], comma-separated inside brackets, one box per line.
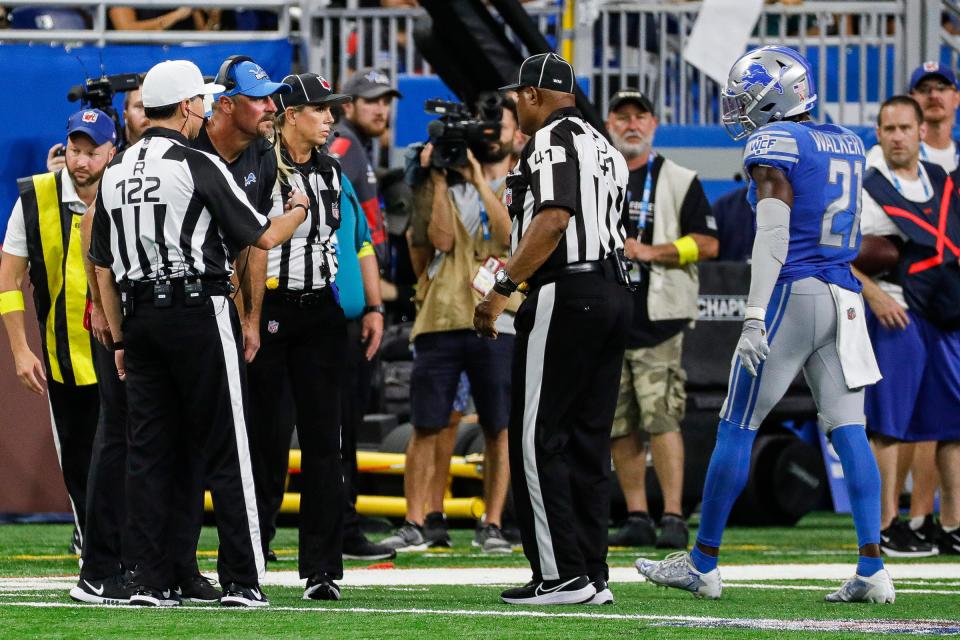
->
[381, 521, 427, 551]
[423, 511, 451, 548]
[501, 575, 597, 605]
[220, 583, 269, 608]
[343, 536, 397, 561]
[303, 573, 342, 601]
[939, 527, 960, 555]
[880, 519, 938, 558]
[70, 526, 82, 555]
[266, 549, 278, 563]
[129, 586, 181, 607]
[177, 573, 221, 603]
[656, 514, 690, 549]
[69, 575, 132, 605]
[585, 577, 614, 605]
[912, 514, 940, 546]
[609, 513, 656, 547]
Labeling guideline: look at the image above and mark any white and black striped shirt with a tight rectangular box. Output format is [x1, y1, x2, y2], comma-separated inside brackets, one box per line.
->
[90, 128, 269, 282]
[266, 148, 341, 291]
[505, 107, 628, 272]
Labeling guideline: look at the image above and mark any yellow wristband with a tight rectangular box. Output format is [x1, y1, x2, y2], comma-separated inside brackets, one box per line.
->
[672, 235, 699, 266]
[0, 290, 25, 315]
[357, 242, 375, 259]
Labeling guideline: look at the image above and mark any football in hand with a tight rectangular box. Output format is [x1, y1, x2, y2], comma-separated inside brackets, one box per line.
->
[854, 235, 900, 276]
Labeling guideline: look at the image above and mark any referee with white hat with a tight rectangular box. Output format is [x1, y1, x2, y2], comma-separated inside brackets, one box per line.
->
[89, 59, 308, 608]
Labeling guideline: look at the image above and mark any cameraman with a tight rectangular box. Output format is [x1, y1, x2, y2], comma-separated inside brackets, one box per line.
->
[380, 97, 524, 553]
[48, 82, 150, 172]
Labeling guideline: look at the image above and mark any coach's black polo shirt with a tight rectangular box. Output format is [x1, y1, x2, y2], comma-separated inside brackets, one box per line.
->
[192, 124, 278, 215]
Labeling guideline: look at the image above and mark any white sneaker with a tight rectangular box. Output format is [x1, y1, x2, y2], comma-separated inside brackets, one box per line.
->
[635, 551, 722, 600]
[825, 569, 895, 604]
[584, 578, 613, 605]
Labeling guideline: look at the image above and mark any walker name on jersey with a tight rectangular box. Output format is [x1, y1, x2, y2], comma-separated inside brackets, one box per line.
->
[809, 130, 865, 156]
[697, 295, 747, 321]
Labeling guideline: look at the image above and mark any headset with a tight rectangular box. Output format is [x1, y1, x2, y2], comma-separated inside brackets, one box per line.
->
[215, 54, 255, 94]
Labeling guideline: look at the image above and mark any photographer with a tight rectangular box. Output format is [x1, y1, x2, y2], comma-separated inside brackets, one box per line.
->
[380, 97, 524, 553]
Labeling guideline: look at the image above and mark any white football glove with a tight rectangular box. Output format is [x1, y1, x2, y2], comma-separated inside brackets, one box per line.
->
[736, 318, 770, 377]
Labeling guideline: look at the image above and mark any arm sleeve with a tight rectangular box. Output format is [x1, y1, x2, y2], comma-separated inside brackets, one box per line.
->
[186, 150, 270, 252]
[528, 125, 580, 216]
[743, 127, 800, 179]
[747, 197, 791, 312]
[88, 189, 114, 268]
[1, 199, 28, 257]
[678, 176, 718, 237]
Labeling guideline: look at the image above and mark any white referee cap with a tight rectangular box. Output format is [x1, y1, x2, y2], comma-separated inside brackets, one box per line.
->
[142, 60, 226, 108]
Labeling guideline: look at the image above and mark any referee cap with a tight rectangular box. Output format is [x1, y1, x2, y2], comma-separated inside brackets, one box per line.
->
[142, 60, 226, 108]
[277, 73, 352, 110]
[499, 53, 576, 94]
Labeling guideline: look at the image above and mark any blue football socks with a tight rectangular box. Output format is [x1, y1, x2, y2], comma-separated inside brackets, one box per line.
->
[691, 419, 758, 573]
[830, 424, 884, 575]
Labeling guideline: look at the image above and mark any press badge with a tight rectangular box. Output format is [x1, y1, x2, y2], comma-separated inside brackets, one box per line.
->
[472, 256, 505, 296]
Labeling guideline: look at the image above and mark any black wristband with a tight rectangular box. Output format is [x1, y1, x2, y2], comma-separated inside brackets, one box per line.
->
[492, 280, 515, 297]
[292, 203, 308, 218]
[112, 341, 125, 352]
[363, 304, 385, 315]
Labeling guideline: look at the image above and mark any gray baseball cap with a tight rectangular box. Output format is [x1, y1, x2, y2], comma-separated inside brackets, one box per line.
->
[341, 68, 403, 100]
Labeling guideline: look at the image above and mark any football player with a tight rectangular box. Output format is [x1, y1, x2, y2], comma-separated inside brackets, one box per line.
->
[636, 46, 895, 604]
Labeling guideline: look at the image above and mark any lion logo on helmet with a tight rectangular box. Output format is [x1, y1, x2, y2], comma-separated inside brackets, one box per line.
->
[740, 62, 786, 95]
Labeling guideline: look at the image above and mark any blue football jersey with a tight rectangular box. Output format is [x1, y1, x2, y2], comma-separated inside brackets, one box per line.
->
[743, 120, 864, 292]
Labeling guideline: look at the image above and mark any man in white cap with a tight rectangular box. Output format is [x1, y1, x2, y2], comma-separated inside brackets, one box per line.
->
[89, 59, 308, 608]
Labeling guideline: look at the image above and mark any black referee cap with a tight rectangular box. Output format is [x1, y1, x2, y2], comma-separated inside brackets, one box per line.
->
[277, 73, 352, 110]
[500, 53, 576, 94]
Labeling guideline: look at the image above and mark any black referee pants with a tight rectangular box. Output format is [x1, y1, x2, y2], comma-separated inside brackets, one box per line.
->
[79, 341, 129, 580]
[509, 270, 630, 583]
[123, 294, 264, 590]
[46, 376, 98, 540]
[248, 288, 346, 580]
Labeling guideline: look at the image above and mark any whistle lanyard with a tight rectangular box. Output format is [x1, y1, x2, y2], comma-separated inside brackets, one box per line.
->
[889, 164, 930, 199]
[630, 152, 656, 238]
[918, 141, 960, 170]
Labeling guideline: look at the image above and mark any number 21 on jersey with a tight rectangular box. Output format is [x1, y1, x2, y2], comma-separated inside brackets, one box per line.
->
[820, 158, 862, 249]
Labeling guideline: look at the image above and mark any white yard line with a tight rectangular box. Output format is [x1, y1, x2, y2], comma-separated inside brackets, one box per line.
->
[1, 601, 959, 635]
[1, 564, 959, 592]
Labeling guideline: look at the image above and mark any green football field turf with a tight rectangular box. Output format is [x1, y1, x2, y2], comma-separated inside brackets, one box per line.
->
[0, 513, 957, 639]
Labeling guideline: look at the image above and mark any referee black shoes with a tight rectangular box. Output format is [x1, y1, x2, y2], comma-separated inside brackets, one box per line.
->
[585, 577, 614, 605]
[69, 574, 132, 605]
[501, 575, 596, 605]
[220, 583, 269, 608]
[304, 573, 342, 601]
[129, 586, 181, 607]
[177, 573, 221, 603]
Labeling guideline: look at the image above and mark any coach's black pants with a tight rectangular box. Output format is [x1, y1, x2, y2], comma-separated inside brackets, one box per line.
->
[123, 294, 264, 590]
[79, 341, 129, 580]
[46, 375, 98, 539]
[248, 288, 346, 580]
[509, 270, 630, 582]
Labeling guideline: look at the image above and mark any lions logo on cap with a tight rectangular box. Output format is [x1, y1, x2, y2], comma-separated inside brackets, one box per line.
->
[364, 70, 389, 85]
[319, 76, 332, 91]
[249, 65, 268, 81]
[81, 110, 98, 123]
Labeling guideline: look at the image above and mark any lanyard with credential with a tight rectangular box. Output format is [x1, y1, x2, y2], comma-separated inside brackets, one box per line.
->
[918, 141, 960, 170]
[889, 163, 931, 199]
[637, 152, 656, 237]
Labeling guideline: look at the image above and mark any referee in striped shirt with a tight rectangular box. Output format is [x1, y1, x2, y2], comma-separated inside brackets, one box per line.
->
[474, 53, 632, 606]
[89, 60, 308, 608]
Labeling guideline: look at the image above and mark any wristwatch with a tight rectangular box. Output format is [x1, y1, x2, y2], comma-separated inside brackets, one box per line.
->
[493, 269, 519, 296]
[363, 304, 385, 316]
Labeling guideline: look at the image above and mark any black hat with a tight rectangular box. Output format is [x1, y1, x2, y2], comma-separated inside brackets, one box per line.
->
[499, 53, 576, 94]
[608, 89, 655, 115]
[341, 68, 403, 100]
[277, 73, 352, 110]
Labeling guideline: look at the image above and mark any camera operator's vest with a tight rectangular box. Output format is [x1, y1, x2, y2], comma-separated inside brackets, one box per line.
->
[864, 162, 960, 330]
[412, 181, 522, 340]
[17, 171, 97, 386]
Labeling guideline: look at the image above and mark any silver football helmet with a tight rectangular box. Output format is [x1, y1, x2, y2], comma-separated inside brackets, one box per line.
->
[721, 46, 818, 140]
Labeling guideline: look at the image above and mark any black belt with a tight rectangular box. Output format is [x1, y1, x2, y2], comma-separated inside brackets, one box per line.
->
[265, 287, 333, 309]
[123, 278, 232, 303]
[527, 261, 606, 289]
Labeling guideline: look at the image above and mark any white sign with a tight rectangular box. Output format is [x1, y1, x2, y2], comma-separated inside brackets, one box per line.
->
[683, 0, 765, 85]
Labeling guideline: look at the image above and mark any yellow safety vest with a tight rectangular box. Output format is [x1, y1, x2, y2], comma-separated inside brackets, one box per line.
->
[17, 171, 96, 386]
